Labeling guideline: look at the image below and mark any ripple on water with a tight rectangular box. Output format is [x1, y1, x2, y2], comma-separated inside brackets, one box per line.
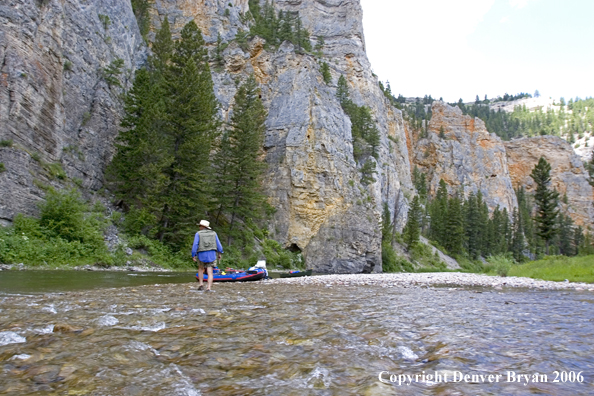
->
[97, 315, 119, 327]
[0, 331, 26, 346]
[10, 353, 31, 360]
[123, 322, 167, 332]
[32, 324, 55, 334]
[1, 283, 593, 395]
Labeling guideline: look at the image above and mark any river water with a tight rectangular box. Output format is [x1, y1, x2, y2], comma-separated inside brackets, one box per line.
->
[0, 273, 593, 395]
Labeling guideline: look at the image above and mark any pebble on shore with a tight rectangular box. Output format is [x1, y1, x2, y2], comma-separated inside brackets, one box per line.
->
[267, 272, 594, 292]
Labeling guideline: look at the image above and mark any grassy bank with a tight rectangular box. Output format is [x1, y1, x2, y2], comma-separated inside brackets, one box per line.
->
[508, 255, 594, 283]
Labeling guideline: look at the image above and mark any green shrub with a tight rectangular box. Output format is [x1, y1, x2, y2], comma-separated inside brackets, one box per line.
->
[261, 239, 303, 269]
[0, 190, 110, 267]
[39, 188, 106, 246]
[486, 254, 515, 277]
[122, 207, 157, 237]
[0, 139, 13, 147]
[0, 163, 5, 173]
[409, 242, 447, 271]
[46, 162, 66, 180]
[455, 254, 484, 272]
[126, 234, 190, 269]
[381, 240, 413, 272]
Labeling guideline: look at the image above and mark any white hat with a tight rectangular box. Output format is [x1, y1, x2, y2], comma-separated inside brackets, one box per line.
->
[199, 220, 211, 229]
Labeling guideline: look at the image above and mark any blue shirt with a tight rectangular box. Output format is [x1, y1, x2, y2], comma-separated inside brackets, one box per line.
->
[191, 231, 224, 263]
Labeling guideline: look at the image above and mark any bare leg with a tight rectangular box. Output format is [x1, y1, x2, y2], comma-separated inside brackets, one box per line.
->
[198, 265, 204, 288]
[207, 266, 214, 291]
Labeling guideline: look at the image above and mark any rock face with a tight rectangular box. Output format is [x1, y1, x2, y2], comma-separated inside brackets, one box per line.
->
[201, 0, 414, 273]
[410, 101, 517, 214]
[505, 136, 594, 228]
[0, 0, 414, 273]
[3, 1, 591, 271]
[0, 0, 146, 222]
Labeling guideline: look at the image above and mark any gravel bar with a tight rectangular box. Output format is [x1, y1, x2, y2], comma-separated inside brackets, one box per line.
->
[267, 272, 594, 291]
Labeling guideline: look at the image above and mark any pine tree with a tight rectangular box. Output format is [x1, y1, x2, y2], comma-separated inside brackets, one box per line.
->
[359, 159, 377, 185]
[445, 195, 464, 255]
[412, 167, 427, 202]
[314, 35, 325, 55]
[213, 33, 227, 69]
[530, 157, 560, 254]
[320, 62, 331, 85]
[278, 11, 294, 44]
[573, 226, 584, 255]
[106, 68, 168, 213]
[587, 155, 594, 186]
[511, 208, 525, 262]
[476, 191, 489, 256]
[557, 214, 575, 256]
[149, 17, 173, 78]
[429, 179, 448, 247]
[336, 75, 350, 107]
[213, 76, 269, 244]
[381, 202, 393, 242]
[151, 21, 220, 247]
[464, 193, 481, 259]
[404, 195, 422, 249]
[351, 106, 380, 159]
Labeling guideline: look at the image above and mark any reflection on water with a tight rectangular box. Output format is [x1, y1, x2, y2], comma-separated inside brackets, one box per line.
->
[0, 271, 197, 294]
[0, 280, 593, 395]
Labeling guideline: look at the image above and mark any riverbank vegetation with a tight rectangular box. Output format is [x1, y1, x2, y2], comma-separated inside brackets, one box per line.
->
[0, 188, 190, 269]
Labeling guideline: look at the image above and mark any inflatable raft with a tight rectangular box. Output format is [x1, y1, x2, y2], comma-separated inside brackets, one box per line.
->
[196, 267, 267, 282]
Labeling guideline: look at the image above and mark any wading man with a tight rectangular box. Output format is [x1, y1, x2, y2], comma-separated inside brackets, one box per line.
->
[192, 220, 223, 292]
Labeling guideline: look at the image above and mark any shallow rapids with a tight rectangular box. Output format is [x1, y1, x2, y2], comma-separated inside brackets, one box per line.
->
[1, 280, 593, 395]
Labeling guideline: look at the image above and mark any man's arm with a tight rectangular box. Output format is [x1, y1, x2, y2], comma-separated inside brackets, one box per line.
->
[215, 234, 224, 258]
[191, 233, 200, 261]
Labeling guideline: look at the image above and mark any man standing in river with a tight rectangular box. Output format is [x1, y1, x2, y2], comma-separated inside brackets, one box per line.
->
[192, 220, 223, 292]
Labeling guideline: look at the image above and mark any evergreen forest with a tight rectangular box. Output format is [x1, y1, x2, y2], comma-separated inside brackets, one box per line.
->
[104, 19, 294, 269]
[382, 160, 594, 273]
[460, 97, 594, 142]
[378, 81, 594, 144]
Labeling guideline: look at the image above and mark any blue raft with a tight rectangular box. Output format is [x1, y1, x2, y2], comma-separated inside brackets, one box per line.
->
[195, 267, 267, 282]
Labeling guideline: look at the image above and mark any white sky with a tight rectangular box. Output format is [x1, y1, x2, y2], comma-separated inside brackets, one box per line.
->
[360, 0, 594, 102]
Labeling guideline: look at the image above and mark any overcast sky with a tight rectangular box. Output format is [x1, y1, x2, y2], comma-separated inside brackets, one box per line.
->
[360, 0, 594, 102]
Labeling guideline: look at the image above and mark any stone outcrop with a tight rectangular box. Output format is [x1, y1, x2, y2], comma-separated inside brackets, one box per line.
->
[200, 0, 414, 273]
[0, 0, 146, 222]
[0, 0, 414, 273]
[410, 101, 518, 214]
[505, 136, 594, 229]
[3, 1, 592, 271]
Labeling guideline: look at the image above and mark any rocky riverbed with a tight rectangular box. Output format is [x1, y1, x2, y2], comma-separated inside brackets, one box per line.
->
[1, 272, 594, 395]
[269, 272, 594, 292]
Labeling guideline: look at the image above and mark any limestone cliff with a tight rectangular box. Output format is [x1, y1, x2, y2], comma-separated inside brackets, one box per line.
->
[0, 0, 146, 223]
[3, 1, 591, 272]
[200, 0, 415, 273]
[409, 101, 518, 214]
[0, 0, 414, 273]
[505, 136, 594, 229]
